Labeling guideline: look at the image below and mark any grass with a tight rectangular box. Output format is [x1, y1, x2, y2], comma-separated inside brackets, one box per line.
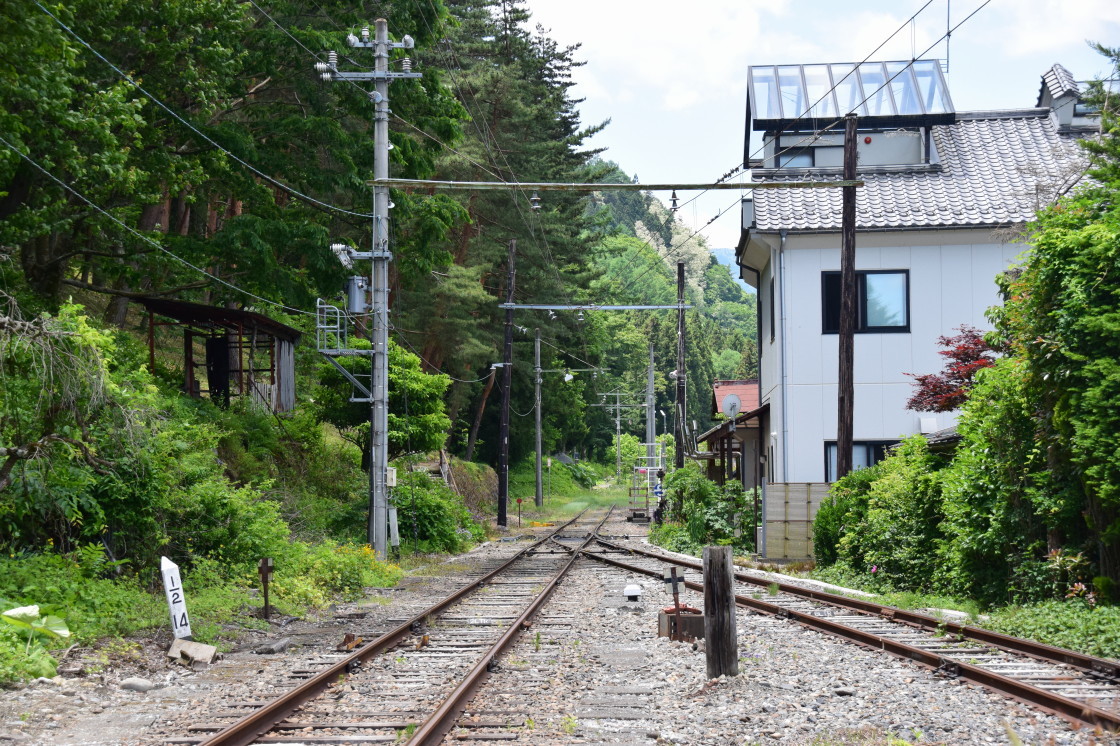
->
[808, 726, 918, 745]
[805, 561, 1120, 658]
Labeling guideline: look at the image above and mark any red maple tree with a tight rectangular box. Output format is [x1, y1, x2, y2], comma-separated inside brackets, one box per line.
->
[905, 325, 997, 412]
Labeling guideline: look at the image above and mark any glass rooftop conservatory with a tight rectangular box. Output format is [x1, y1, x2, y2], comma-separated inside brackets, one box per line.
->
[747, 60, 955, 131]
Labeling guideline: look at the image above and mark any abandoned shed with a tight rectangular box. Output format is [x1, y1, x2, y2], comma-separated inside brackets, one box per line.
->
[134, 297, 300, 413]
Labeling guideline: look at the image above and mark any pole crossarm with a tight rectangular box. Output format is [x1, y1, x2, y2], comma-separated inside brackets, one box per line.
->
[499, 303, 692, 311]
[540, 367, 598, 373]
[371, 178, 863, 191]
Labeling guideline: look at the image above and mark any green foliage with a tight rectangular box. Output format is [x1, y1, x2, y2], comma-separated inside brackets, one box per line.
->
[0, 625, 58, 682]
[1, 605, 70, 647]
[393, 471, 483, 553]
[314, 339, 452, 465]
[647, 522, 699, 555]
[983, 601, 1120, 658]
[654, 464, 755, 554]
[813, 463, 883, 568]
[838, 437, 946, 591]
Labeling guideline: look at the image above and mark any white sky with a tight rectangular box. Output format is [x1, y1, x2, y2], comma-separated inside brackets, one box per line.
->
[525, 0, 1120, 250]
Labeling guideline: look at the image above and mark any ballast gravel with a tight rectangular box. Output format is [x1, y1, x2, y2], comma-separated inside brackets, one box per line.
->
[0, 517, 1117, 745]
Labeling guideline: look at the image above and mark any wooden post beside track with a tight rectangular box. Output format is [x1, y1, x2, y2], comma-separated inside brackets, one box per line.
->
[703, 546, 738, 679]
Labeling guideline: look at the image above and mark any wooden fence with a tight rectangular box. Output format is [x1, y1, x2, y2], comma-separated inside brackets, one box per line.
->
[763, 482, 830, 560]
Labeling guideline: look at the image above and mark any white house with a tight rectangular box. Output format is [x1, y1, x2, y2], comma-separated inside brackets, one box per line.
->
[734, 60, 1093, 555]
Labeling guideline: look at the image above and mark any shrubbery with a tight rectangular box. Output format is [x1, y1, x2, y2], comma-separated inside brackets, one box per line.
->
[650, 464, 755, 555]
[393, 470, 484, 553]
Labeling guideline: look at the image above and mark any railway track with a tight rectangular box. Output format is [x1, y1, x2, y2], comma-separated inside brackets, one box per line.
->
[589, 537, 1120, 733]
[162, 511, 1120, 744]
[165, 509, 612, 746]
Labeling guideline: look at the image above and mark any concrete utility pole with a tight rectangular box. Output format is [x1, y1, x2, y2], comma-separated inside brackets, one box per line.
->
[315, 20, 419, 558]
[646, 343, 656, 472]
[592, 392, 643, 479]
[497, 239, 516, 527]
[674, 261, 687, 469]
[534, 328, 543, 508]
[837, 115, 858, 480]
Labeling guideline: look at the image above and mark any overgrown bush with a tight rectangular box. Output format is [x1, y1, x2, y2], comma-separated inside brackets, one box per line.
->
[813, 463, 883, 567]
[983, 601, 1120, 658]
[653, 464, 755, 554]
[393, 471, 484, 553]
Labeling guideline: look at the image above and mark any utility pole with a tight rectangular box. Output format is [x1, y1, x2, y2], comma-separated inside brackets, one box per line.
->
[592, 392, 643, 479]
[837, 115, 858, 480]
[534, 328, 543, 508]
[314, 20, 419, 559]
[646, 343, 656, 476]
[497, 239, 516, 527]
[675, 261, 687, 469]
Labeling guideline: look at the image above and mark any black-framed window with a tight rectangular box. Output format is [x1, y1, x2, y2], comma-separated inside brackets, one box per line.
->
[822, 270, 909, 333]
[824, 440, 895, 482]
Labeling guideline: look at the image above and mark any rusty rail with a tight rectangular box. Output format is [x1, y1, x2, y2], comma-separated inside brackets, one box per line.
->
[595, 539, 1120, 680]
[407, 507, 614, 745]
[197, 510, 592, 746]
[582, 545, 1120, 732]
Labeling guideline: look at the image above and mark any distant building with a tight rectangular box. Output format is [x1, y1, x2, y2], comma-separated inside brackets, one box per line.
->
[734, 60, 1093, 556]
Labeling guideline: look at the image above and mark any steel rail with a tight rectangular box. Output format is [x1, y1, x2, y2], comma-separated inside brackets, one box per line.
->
[596, 539, 1120, 680]
[196, 511, 591, 746]
[581, 547, 1120, 732]
[406, 507, 615, 746]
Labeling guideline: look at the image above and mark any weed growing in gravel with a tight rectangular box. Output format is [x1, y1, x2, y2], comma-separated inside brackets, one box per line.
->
[808, 725, 916, 744]
[397, 723, 417, 741]
[767, 583, 779, 596]
[560, 715, 578, 734]
[523, 717, 534, 731]
[534, 631, 541, 651]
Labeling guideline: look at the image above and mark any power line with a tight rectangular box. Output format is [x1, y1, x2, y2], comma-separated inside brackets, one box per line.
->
[0, 133, 316, 317]
[35, 1, 374, 221]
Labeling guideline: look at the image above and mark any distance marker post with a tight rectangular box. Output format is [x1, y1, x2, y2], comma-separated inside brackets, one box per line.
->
[160, 556, 192, 640]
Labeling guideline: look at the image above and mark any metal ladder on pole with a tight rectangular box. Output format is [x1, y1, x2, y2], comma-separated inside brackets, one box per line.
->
[627, 444, 662, 523]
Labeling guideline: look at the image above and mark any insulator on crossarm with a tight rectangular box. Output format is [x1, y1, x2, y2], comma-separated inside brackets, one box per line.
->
[328, 51, 338, 66]
[401, 58, 412, 73]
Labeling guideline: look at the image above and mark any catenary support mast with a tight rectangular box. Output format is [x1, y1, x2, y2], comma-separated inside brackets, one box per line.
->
[314, 20, 419, 557]
[497, 239, 516, 527]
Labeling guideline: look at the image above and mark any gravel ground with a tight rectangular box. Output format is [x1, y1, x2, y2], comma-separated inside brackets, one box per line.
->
[1, 515, 1117, 746]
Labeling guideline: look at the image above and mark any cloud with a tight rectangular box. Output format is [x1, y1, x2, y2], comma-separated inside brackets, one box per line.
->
[992, 0, 1120, 56]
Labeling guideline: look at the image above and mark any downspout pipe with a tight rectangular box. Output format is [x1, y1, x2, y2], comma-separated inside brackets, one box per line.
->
[778, 229, 789, 484]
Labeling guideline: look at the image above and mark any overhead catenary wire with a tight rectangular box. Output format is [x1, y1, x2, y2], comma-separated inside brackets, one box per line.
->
[0, 133, 316, 318]
[35, 1, 375, 221]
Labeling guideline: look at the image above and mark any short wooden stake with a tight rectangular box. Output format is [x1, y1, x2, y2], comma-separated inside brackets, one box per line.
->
[703, 546, 738, 678]
[258, 558, 273, 620]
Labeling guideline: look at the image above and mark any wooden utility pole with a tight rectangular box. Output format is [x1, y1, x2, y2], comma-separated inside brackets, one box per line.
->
[703, 546, 738, 678]
[674, 261, 686, 470]
[497, 239, 515, 527]
[836, 115, 858, 480]
[533, 328, 543, 508]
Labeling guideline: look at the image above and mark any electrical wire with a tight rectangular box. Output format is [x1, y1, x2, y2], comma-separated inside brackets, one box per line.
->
[35, 1, 375, 221]
[675, 0, 947, 215]
[0, 132, 317, 317]
[389, 325, 495, 384]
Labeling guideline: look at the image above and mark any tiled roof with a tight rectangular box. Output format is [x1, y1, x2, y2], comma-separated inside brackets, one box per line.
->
[1038, 63, 1080, 106]
[751, 111, 1087, 232]
[711, 379, 760, 416]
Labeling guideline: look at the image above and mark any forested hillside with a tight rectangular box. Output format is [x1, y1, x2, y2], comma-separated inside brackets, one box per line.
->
[0, 0, 755, 571]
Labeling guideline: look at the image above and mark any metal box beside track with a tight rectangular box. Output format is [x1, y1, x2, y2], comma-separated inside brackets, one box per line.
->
[658, 608, 705, 641]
